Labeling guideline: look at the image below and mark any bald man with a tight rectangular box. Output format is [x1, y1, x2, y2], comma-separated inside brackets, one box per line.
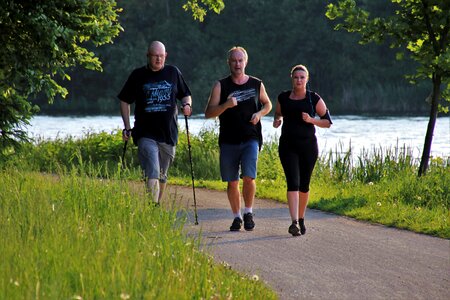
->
[119, 41, 193, 205]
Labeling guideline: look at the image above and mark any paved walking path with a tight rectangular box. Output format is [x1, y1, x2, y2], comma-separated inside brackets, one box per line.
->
[166, 185, 449, 300]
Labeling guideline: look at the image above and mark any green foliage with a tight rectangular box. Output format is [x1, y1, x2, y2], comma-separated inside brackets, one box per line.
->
[326, 0, 450, 175]
[0, 92, 39, 153]
[0, 169, 277, 299]
[34, 0, 429, 117]
[0, 0, 123, 152]
[182, 0, 225, 21]
[326, 0, 450, 107]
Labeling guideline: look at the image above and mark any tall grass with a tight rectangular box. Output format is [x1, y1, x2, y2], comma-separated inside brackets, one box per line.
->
[3, 128, 449, 238]
[0, 168, 277, 299]
[317, 142, 417, 183]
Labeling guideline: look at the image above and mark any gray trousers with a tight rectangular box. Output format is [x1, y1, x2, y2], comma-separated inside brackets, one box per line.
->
[137, 137, 175, 183]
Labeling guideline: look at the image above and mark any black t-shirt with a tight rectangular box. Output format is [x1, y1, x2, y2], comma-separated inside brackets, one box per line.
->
[278, 90, 320, 140]
[118, 65, 191, 145]
[218, 76, 262, 147]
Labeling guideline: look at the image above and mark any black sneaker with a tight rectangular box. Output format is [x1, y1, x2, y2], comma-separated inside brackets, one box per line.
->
[230, 217, 242, 231]
[243, 213, 255, 231]
[288, 223, 301, 236]
[299, 218, 306, 235]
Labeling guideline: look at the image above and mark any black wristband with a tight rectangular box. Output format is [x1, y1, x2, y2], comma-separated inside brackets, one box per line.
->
[122, 128, 131, 135]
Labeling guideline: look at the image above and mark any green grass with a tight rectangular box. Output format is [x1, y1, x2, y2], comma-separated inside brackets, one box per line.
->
[1, 127, 448, 298]
[308, 179, 449, 237]
[2, 127, 449, 240]
[0, 168, 277, 299]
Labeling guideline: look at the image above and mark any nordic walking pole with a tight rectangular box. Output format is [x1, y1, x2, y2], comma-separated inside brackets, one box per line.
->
[121, 140, 128, 169]
[121, 129, 130, 169]
[184, 115, 199, 225]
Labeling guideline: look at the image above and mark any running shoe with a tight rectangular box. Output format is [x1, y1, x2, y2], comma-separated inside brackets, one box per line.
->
[243, 213, 255, 231]
[299, 218, 306, 235]
[230, 217, 242, 231]
[288, 223, 301, 236]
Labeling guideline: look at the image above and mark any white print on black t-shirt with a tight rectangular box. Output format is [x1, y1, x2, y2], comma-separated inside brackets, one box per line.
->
[230, 88, 256, 103]
[143, 80, 173, 112]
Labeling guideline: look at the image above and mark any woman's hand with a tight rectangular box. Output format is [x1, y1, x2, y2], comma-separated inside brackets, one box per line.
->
[302, 112, 313, 124]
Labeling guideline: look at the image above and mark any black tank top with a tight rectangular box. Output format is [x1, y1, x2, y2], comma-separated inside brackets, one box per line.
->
[218, 76, 262, 146]
[278, 90, 320, 140]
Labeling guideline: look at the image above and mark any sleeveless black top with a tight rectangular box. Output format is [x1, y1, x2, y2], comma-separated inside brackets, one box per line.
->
[218, 76, 262, 147]
[278, 90, 320, 140]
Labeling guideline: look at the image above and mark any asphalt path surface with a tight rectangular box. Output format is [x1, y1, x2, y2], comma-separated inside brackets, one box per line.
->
[165, 185, 449, 300]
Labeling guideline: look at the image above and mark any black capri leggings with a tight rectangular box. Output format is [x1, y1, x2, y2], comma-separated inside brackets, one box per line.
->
[279, 136, 318, 192]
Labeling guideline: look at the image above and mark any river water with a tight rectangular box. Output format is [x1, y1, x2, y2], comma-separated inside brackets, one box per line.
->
[28, 115, 449, 159]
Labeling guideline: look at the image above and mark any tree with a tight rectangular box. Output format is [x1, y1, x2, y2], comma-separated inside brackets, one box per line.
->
[0, 0, 225, 157]
[30, 0, 428, 116]
[326, 0, 450, 176]
[0, 0, 123, 153]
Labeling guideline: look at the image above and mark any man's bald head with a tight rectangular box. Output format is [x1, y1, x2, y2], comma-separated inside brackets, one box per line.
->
[148, 41, 166, 54]
[147, 41, 167, 71]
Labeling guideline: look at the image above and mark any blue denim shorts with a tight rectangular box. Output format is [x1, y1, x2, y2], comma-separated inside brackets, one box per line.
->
[219, 139, 259, 182]
[137, 137, 175, 183]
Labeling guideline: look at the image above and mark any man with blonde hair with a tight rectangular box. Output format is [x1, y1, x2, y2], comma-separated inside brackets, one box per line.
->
[205, 46, 272, 231]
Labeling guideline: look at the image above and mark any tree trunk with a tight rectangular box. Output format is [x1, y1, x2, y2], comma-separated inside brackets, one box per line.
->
[418, 74, 441, 176]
